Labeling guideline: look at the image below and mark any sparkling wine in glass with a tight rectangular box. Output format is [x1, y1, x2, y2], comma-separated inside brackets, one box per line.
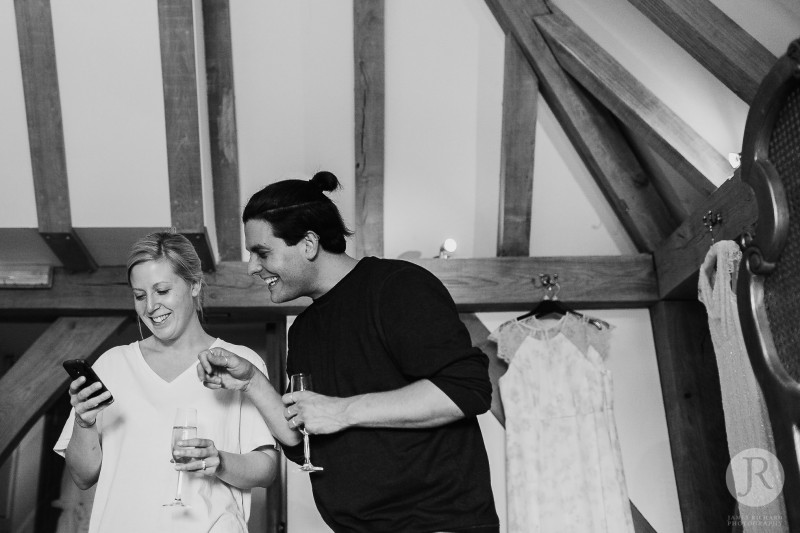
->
[163, 407, 197, 507]
[289, 373, 323, 472]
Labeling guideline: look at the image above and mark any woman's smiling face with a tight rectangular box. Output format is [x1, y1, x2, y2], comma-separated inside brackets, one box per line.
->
[130, 258, 199, 342]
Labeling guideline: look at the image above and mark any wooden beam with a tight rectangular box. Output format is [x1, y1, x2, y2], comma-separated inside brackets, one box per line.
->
[535, 9, 727, 195]
[461, 312, 659, 533]
[626, 0, 776, 104]
[14, 0, 97, 272]
[498, 35, 537, 257]
[264, 319, 287, 533]
[353, 0, 385, 259]
[0, 316, 128, 464]
[158, 0, 214, 271]
[203, 0, 242, 261]
[0, 255, 658, 315]
[484, 0, 676, 252]
[650, 301, 734, 531]
[654, 171, 757, 299]
[0, 265, 52, 288]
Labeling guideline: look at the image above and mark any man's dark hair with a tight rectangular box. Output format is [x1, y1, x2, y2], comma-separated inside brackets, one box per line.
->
[243, 171, 353, 253]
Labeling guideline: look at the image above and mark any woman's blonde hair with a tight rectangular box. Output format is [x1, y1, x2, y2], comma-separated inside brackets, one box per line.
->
[126, 229, 205, 314]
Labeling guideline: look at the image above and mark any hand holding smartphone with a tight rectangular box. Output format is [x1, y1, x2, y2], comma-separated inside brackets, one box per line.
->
[62, 359, 114, 408]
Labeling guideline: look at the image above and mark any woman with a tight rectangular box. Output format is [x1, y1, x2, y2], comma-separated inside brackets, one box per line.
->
[54, 231, 287, 532]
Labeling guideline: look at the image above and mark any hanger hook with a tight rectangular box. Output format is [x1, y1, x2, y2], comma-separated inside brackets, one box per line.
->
[535, 273, 560, 300]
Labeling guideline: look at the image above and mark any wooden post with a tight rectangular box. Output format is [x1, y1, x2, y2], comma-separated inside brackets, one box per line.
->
[158, 0, 214, 271]
[353, 0, 385, 259]
[264, 318, 288, 533]
[14, 0, 96, 272]
[498, 36, 537, 257]
[650, 301, 734, 531]
[203, 0, 243, 261]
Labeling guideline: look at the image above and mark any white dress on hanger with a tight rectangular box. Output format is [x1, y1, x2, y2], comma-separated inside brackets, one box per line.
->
[698, 240, 788, 531]
[490, 313, 633, 533]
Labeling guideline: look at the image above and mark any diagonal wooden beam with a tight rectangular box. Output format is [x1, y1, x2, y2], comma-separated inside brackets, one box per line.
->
[484, 0, 676, 252]
[535, 9, 727, 196]
[158, 0, 214, 271]
[654, 171, 757, 299]
[498, 35, 537, 257]
[14, 0, 96, 272]
[203, 0, 242, 261]
[626, 0, 776, 104]
[0, 316, 128, 464]
[353, 0, 385, 259]
[0, 256, 658, 316]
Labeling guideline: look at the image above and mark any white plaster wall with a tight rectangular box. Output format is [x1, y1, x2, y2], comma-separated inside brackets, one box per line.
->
[231, 0, 356, 258]
[0, 0, 36, 228]
[49, 0, 170, 228]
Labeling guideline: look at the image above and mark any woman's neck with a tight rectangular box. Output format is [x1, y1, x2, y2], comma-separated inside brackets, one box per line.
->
[142, 318, 215, 359]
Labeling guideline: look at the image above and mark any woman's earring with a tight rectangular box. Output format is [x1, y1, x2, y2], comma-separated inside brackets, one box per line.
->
[137, 316, 144, 340]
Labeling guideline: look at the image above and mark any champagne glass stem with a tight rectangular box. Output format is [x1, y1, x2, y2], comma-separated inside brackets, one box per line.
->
[174, 470, 184, 502]
[303, 431, 312, 466]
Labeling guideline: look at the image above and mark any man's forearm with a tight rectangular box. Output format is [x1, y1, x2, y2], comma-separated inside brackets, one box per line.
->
[306, 379, 465, 434]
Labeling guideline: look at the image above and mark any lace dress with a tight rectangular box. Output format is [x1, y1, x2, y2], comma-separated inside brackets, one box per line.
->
[698, 240, 788, 530]
[489, 313, 633, 533]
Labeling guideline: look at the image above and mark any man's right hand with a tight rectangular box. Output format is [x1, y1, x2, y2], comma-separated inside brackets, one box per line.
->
[197, 347, 257, 392]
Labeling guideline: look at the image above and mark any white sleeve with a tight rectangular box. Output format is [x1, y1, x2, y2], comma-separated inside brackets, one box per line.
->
[222, 342, 277, 453]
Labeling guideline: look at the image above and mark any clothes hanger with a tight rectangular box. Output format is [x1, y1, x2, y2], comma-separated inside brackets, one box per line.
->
[517, 275, 608, 330]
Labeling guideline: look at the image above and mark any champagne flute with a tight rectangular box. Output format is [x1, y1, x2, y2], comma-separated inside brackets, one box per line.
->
[163, 407, 197, 507]
[289, 373, 323, 472]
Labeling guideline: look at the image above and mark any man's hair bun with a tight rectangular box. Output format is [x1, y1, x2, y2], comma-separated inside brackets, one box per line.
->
[309, 171, 341, 193]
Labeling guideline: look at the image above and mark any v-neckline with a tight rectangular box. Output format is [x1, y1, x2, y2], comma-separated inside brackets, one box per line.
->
[135, 338, 220, 384]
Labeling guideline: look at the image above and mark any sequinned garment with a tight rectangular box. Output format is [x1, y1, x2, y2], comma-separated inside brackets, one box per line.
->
[490, 313, 633, 533]
[699, 240, 788, 531]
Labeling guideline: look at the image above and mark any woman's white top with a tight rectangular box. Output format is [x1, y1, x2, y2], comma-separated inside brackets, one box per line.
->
[54, 338, 276, 533]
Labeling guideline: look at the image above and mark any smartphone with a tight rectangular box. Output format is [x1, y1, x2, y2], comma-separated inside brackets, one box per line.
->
[62, 359, 114, 407]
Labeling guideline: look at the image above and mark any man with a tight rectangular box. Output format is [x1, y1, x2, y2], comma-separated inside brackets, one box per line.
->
[198, 171, 499, 533]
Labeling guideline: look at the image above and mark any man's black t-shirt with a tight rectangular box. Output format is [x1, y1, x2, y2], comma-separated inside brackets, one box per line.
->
[284, 257, 499, 533]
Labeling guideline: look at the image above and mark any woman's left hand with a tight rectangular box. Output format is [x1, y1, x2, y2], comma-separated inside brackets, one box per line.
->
[173, 438, 223, 477]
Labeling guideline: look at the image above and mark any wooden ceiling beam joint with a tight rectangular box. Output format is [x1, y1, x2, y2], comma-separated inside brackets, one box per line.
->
[484, 0, 676, 253]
